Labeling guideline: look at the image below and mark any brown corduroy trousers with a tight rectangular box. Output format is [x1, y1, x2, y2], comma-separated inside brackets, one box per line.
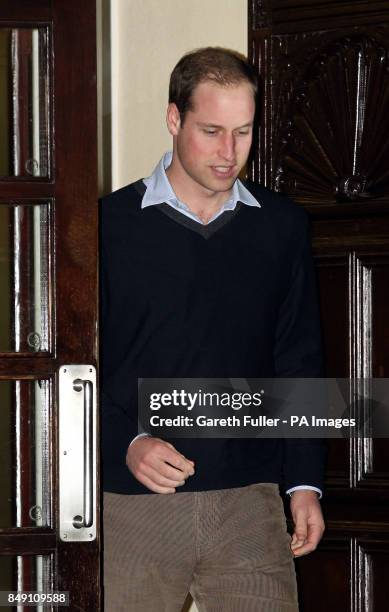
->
[103, 483, 299, 611]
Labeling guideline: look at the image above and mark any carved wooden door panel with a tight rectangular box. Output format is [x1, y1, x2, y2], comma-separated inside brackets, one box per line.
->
[249, 2, 389, 610]
[0, 1, 99, 610]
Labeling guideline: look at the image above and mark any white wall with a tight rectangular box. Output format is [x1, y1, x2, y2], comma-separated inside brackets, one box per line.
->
[110, 0, 247, 190]
[104, 2, 247, 609]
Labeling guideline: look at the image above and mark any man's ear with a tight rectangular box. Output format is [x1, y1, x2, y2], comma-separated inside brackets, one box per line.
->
[166, 103, 181, 136]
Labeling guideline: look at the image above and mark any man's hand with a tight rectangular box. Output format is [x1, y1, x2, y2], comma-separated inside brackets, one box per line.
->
[126, 437, 195, 494]
[289, 490, 325, 557]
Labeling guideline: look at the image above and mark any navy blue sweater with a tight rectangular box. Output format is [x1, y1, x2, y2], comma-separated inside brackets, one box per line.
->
[100, 180, 326, 494]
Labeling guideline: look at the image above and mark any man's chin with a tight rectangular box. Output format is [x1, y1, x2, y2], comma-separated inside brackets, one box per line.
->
[205, 175, 238, 193]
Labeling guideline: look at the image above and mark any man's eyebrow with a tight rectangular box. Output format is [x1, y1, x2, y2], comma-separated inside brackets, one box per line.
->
[197, 121, 254, 129]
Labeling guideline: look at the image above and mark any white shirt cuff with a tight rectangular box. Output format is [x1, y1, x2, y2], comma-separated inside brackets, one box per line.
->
[129, 433, 151, 446]
[286, 485, 322, 499]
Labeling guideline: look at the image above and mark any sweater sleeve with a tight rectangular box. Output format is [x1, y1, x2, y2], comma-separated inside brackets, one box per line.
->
[273, 209, 327, 493]
[100, 206, 139, 469]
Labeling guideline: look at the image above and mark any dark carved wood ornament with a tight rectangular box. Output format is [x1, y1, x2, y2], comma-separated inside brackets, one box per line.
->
[249, 2, 389, 610]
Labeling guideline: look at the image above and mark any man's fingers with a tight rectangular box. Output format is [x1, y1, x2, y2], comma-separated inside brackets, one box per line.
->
[148, 458, 194, 483]
[140, 473, 177, 495]
[291, 523, 324, 556]
[291, 533, 305, 548]
[141, 465, 186, 489]
[291, 517, 308, 547]
[157, 446, 195, 477]
[292, 542, 316, 557]
[292, 529, 322, 556]
[141, 458, 189, 484]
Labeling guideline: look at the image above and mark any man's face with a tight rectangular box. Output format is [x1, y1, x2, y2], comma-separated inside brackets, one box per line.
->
[168, 80, 255, 196]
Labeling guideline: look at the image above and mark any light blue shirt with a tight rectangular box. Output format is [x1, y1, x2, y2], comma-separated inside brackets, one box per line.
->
[142, 151, 260, 225]
[137, 151, 323, 499]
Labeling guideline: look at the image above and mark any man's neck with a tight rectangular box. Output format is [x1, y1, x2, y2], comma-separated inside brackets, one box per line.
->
[165, 164, 233, 224]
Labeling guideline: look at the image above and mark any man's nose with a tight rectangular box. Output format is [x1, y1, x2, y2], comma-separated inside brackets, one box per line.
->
[218, 134, 235, 161]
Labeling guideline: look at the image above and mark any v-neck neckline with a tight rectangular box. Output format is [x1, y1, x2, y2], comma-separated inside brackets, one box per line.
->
[154, 201, 242, 239]
[134, 179, 243, 239]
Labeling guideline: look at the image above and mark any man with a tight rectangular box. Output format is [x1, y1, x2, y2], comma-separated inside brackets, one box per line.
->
[101, 47, 326, 611]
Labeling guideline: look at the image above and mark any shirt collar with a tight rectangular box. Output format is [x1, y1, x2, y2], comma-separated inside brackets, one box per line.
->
[141, 151, 261, 210]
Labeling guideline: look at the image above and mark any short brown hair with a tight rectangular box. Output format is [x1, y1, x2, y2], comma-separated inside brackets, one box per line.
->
[169, 47, 258, 122]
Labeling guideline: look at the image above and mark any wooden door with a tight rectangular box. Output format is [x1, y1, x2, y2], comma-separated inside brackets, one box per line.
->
[0, 1, 99, 610]
[249, 2, 389, 610]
